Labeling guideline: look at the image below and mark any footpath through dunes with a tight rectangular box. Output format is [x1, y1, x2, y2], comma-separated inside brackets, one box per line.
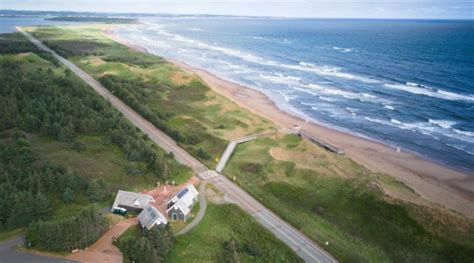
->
[17, 27, 336, 263]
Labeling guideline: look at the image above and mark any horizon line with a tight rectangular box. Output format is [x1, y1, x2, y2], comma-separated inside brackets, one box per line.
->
[1, 9, 473, 21]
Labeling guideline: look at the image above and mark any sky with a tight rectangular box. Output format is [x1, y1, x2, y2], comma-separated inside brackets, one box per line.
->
[1, 0, 473, 19]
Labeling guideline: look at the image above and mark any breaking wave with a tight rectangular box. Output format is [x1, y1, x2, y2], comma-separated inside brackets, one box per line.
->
[385, 82, 474, 102]
[333, 46, 353, 53]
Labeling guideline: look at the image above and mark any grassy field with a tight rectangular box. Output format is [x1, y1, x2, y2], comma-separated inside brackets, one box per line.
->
[223, 134, 474, 262]
[166, 203, 303, 262]
[29, 134, 191, 191]
[26, 25, 275, 167]
[118, 203, 301, 263]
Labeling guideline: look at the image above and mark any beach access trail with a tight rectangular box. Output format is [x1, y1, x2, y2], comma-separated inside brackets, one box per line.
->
[215, 131, 274, 173]
[18, 27, 337, 263]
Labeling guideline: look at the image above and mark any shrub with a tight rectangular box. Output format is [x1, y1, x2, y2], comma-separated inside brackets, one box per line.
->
[196, 148, 211, 160]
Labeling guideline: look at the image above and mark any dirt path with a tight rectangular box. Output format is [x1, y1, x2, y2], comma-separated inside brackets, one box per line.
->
[66, 218, 138, 263]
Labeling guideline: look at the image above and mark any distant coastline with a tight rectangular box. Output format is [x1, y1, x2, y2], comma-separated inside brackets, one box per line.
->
[103, 26, 474, 219]
[45, 16, 137, 24]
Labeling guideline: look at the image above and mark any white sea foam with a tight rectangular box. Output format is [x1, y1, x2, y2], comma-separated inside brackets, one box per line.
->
[362, 93, 377, 98]
[318, 96, 338, 102]
[428, 119, 456, 129]
[301, 83, 392, 104]
[453, 129, 474, 137]
[292, 86, 318, 96]
[333, 46, 353, 53]
[259, 73, 301, 85]
[446, 143, 474, 156]
[437, 90, 474, 102]
[384, 104, 395, 110]
[364, 117, 440, 139]
[277, 91, 291, 102]
[300, 101, 317, 106]
[390, 118, 402, 125]
[385, 83, 474, 102]
[295, 62, 379, 83]
[132, 25, 380, 84]
[303, 83, 361, 100]
[345, 107, 358, 116]
[363, 116, 474, 144]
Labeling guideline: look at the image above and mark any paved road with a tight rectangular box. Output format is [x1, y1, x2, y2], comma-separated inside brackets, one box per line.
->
[204, 171, 336, 263]
[176, 181, 208, 236]
[0, 237, 76, 263]
[18, 28, 337, 263]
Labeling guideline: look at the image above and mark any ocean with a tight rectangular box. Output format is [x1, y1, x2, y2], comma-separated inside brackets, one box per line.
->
[0, 16, 81, 33]
[2, 16, 473, 172]
[115, 17, 474, 172]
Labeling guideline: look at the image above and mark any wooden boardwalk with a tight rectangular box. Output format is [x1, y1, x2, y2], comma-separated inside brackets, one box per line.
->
[299, 131, 345, 155]
[215, 131, 274, 173]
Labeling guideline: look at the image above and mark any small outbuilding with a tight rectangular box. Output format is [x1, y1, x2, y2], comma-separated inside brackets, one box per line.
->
[166, 184, 199, 222]
[111, 190, 156, 213]
[138, 205, 168, 231]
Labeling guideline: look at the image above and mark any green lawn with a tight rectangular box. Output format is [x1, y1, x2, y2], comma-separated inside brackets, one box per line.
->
[166, 203, 303, 263]
[223, 134, 474, 262]
[117, 203, 303, 262]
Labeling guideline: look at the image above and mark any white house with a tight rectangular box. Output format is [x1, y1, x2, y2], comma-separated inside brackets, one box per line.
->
[111, 190, 155, 213]
[138, 205, 168, 231]
[166, 184, 199, 221]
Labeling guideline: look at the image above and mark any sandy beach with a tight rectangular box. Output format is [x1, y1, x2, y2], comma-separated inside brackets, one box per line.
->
[104, 29, 474, 219]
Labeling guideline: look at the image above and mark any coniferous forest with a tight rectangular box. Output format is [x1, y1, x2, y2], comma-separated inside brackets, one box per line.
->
[0, 32, 186, 250]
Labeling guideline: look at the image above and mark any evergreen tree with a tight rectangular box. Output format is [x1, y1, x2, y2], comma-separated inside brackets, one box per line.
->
[86, 179, 106, 202]
[222, 237, 240, 263]
[63, 187, 75, 203]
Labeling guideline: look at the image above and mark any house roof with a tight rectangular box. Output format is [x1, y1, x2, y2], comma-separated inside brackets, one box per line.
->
[111, 190, 155, 211]
[138, 205, 168, 230]
[166, 184, 198, 216]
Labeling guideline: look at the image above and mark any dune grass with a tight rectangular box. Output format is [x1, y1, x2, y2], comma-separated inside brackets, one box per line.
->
[26, 25, 274, 167]
[223, 134, 474, 262]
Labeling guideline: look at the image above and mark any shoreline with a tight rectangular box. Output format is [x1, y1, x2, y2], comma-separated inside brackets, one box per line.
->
[104, 29, 474, 219]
